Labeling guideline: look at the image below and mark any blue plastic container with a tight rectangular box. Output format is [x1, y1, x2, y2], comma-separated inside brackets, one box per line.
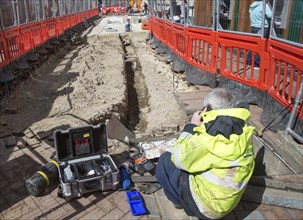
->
[119, 165, 130, 190]
[126, 190, 147, 216]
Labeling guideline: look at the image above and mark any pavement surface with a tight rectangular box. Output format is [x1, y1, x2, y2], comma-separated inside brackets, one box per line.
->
[1, 15, 302, 220]
[1, 86, 302, 220]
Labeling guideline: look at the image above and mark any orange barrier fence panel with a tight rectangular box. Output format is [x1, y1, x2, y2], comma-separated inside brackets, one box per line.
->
[172, 23, 187, 59]
[20, 24, 33, 54]
[29, 22, 42, 47]
[267, 39, 303, 119]
[217, 32, 269, 90]
[62, 15, 69, 30]
[186, 27, 218, 74]
[76, 13, 81, 24]
[46, 18, 57, 38]
[40, 21, 49, 43]
[158, 19, 166, 43]
[0, 30, 9, 68]
[86, 10, 91, 18]
[164, 21, 173, 50]
[120, 7, 127, 14]
[72, 14, 77, 26]
[3, 27, 23, 62]
[56, 18, 64, 36]
[152, 18, 161, 41]
[108, 7, 119, 15]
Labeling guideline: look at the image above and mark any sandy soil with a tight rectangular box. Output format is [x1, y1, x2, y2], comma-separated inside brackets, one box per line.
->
[0, 17, 197, 151]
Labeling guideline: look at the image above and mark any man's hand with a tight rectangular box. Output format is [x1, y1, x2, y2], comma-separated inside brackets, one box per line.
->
[191, 111, 202, 126]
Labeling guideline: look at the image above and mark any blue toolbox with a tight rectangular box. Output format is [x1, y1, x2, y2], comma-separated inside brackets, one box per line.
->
[54, 124, 120, 201]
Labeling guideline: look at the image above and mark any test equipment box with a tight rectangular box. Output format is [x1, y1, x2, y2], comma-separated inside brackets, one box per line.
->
[54, 124, 120, 201]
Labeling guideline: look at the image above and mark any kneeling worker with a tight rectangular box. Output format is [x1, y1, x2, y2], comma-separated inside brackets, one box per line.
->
[156, 88, 255, 219]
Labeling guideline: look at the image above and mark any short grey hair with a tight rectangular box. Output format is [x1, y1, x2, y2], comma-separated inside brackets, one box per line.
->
[203, 88, 234, 110]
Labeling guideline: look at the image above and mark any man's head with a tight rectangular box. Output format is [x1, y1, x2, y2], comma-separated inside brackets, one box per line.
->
[203, 88, 234, 110]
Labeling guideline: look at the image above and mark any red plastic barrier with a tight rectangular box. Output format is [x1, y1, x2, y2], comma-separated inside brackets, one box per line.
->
[120, 7, 127, 14]
[114, 7, 121, 14]
[267, 39, 303, 119]
[29, 22, 42, 47]
[0, 30, 9, 68]
[46, 18, 57, 38]
[62, 15, 70, 30]
[172, 23, 187, 59]
[164, 21, 173, 50]
[3, 27, 23, 61]
[217, 32, 269, 90]
[102, 7, 110, 15]
[93, 8, 99, 16]
[152, 18, 161, 42]
[158, 19, 166, 43]
[78, 12, 83, 23]
[69, 14, 76, 27]
[56, 18, 64, 36]
[40, 21, 48, 43]
[20, 24, 33, 53]
[186, 27, 218, 74]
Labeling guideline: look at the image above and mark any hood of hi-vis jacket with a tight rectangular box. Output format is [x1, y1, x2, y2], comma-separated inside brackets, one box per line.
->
[196, 108, 252, 161]
[171, 108, 255, 173]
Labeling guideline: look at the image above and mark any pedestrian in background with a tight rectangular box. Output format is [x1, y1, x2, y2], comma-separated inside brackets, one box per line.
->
[125, 18, 132, 32]
[156, 88, 255, 219]
[247, 0, 272, 68]
[143, 2, 148, 15]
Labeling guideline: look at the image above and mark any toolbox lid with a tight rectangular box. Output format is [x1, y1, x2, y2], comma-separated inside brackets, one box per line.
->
[54, 124, 108, 162]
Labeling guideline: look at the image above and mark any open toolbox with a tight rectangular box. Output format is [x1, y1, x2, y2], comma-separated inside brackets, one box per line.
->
[54, 124, 120, 201]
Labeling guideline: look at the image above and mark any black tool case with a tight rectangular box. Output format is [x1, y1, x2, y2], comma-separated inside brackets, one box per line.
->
[54, 124, 120, 201]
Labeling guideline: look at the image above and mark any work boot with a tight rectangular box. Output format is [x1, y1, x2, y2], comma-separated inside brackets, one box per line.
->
[173, 203, 183, 209]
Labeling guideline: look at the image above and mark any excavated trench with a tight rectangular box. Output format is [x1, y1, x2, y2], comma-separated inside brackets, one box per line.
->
[120, 34, 149, 134]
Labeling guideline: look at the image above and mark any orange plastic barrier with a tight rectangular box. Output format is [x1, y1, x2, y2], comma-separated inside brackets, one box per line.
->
[186, 27, 218, 74]
[0, 30, 9, 68]
[0, 9, 97, 69]
[70, 14, 78, 27]
[172, 23, 187, 59]
[120, 7, 127, 14]
[217, 32, 269, 90]
[56, 18, 64, 36]
[267, 39, 303, 119]
[62, 15, 70, 30]
[20, 24, 33, 53]
[141, 20, 149, 30]
[40, 21, 48, 43]
[3, 27, 23, 61]
[158, 19, 166, 43]
[151, 18, 160, 40]
[29, 22, 42, 47]
[164, 21, 173, 50]
[46, 18, 57, 38]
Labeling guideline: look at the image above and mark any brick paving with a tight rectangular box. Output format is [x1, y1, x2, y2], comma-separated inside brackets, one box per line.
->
[1, 88, 303, 219]
[1, 139, 302, 220]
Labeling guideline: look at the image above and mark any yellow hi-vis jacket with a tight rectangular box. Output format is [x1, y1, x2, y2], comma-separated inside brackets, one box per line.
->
[172, 108, 255, 219]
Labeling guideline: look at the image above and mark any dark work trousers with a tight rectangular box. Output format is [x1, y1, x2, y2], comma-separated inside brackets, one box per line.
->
[246, 27, 269, 67]
[155, 152, 182, 205]
[156, 152, 211, 219]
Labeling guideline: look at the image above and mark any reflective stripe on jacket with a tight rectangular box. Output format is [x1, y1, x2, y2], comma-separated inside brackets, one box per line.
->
[172, 108, 255, 219]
